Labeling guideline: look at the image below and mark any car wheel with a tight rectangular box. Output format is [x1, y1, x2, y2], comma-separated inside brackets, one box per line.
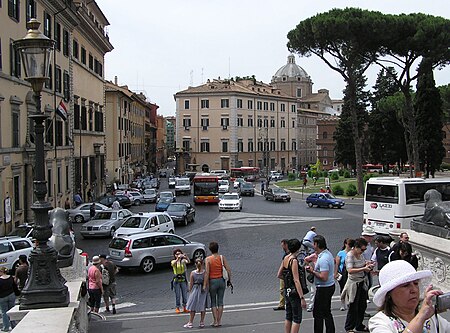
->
[134, 200, 141, 206]
[74, 215, 84, 223]
[307, 202, 313, 208]
[183, 217, 188, 226]
[109, 227, 116, 238]
[140, 257, 155, 273]
[193, 249, 205, 261]
[287, 199, 291, 202]
[328, 204, 333, 209]
[191, 214, 195, 222]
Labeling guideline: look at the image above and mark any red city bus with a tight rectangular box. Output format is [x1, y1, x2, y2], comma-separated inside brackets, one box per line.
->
[193, 174, 220, 204]
[229, 167, 260, 182]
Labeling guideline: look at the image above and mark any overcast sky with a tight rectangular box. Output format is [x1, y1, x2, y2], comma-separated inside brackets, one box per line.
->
[96, 0, 449, 116]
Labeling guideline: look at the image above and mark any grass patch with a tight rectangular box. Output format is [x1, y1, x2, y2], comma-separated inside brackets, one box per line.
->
[275, 178, 361, 197]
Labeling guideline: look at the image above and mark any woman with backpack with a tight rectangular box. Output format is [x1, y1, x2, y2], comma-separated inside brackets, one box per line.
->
[277, 238, 307, 333]
[334, 238, 354, 311]
[87, 256, 103, 313]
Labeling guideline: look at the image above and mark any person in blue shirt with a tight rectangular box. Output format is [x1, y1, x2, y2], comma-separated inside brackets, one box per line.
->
[334, 238, 354, 311]
[305, 235, 335, 333]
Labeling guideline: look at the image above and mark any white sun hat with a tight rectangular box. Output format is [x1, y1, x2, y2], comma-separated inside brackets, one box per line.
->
[373, 260, 432, 307]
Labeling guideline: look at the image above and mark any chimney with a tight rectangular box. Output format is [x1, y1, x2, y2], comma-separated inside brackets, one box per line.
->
[114, 76, 118, 85]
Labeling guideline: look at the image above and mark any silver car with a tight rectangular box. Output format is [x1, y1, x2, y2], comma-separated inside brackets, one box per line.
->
[67, 203, 109, 223]
[108, 232, 206, 273]
[80, 209, 132, 238]
[143, 189, 158, 203]
[114, 212, 175, 237]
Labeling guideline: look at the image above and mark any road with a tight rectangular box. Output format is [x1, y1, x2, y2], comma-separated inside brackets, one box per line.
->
[78, 171, 367, 332]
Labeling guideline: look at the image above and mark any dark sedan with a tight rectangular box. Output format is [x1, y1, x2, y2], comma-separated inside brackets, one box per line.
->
[264, 188, 291, 202]
[240, 182, 255, 196]
[306, 193, 345, 208]
[97, 194, 132, 208]
[166, 203, 196, 226]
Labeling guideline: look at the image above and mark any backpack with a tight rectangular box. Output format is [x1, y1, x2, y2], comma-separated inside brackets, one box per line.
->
[101, 265, 110, 285]
[282, 258, 309, 297]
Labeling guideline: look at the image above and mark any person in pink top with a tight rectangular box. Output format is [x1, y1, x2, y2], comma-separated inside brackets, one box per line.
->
[88, 256, 103, 313]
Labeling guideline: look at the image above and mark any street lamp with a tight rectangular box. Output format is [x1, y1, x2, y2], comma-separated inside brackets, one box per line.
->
[14, 19, 69, 309]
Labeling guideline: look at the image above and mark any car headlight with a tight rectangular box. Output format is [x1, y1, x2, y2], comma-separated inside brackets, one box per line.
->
[100, 226, 109, 230]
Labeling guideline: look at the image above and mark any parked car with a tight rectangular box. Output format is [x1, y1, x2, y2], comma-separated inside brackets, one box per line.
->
[218, 180, 230, 193]
[80, 209, 132, 238]
[7, 224, 34, 239]
[240, 182, 255, 196]
[166, 203, 196, 226]
[67, 203, 110, 223]
[306, 193, 345, 208]
[218, 193, 243, 211]
[0, 236, 34, 272]
[143, 188, 158, 203]
[98, 194, 133, 209]
[114, 212, 175, 237]
[128, 191, 144, 206]
[168, 177, 176, 189]
[108, 232, 206, 273]
[264, 187, 291, 202]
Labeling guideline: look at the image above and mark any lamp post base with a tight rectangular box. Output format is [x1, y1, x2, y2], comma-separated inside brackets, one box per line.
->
[19, 245, 69, 310]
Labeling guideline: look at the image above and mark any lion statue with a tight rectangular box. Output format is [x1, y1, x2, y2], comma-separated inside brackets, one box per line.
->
[48, 207, 76, 267]
[422, 189, 450, 228]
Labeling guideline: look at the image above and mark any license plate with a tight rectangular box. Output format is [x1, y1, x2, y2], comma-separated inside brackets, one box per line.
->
[89, 232, 95, 235]
[111, 250, 120, 256]
[376, 222, 384, 227]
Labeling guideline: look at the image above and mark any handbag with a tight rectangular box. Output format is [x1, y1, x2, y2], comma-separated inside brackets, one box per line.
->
[220, 255, 229, 281]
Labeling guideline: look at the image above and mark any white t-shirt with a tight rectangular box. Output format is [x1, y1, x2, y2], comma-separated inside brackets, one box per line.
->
[368, 311, 450, 333]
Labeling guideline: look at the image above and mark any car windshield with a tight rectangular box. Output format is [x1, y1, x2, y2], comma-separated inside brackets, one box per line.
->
[273, 188, 287, 194]
[324, 193, 337, 199]
[121, 216, 146, 228]
[144, 189, 155, 194]
[131, 193, 140, 197]
[167, 204, 185, 212]
[219, 180, 228, 186]
[159, 198, 172, 203]
[176, 179, 190, 186]
[224, 194, 239, 200]
[241, 183, 252, 188]
[160, 192, 173, 198]
[95, 212, 116, 220]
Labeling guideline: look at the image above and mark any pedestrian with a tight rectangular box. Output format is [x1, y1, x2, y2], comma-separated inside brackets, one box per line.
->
[14, 255, 29, 292]
[64, 197, 71, 210]
[313, 176, 317, 186]
[388, 241, 418, 269]
[341, 238, 374, 333]
[326, 186, 332, 194]
[303, 176, 307, 188]
[305, 235, 335, 333]
[274, 239, 289, 311]
[74, 191, 83, 206]
[304, 251, 318, 312]
[389, 231, 411, 254]
[261, 180, 265, 195]
[302, 226, 317, 254]
[320, 187, 326, 193]
[370, 235, 390, 273]
[334, 238, 354, 311]
[171, 249, 190, 314]
[111, 199, 121, 210]
[361, 225, 376, 299]
[277, 238, 307, 333]
[204, 241, 231, 327]
[99, 254, 118, 314]
[183, 258, 210, 329]
[87, 256, 103, 313]
[87, 188, 93, 202]
[90, 203, 96, 219]
[0, 267, 18, 332]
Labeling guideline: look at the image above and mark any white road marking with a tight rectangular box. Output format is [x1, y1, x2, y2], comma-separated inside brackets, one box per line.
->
[100, 302, 136, 312]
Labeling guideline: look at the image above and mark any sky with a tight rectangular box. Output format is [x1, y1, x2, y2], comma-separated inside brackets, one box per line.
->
[96, 0, 449, 117]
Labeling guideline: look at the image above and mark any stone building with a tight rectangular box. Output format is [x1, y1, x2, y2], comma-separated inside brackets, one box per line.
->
[317, 115, 340, 171]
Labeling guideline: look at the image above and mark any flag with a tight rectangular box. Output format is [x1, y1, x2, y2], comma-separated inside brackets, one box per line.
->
[56, 100, 68, 121]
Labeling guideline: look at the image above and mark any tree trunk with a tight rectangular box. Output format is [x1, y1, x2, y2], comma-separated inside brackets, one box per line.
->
[403, 89, 421, 176]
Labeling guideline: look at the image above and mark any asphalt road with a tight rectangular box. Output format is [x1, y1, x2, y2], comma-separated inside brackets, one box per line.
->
[79, 171, 369, 332]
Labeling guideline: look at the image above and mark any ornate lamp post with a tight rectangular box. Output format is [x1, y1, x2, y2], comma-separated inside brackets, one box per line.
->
[14, 19, 69, 309]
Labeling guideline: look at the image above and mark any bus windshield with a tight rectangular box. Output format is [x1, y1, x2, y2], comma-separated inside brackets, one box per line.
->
[194, 182, 218, 195]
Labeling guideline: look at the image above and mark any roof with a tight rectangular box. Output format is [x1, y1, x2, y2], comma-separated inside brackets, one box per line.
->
[272, 55, 309, 82]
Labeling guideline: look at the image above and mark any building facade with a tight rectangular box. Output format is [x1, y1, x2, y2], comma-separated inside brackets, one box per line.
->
[165, 116, 176, 159]
[317, 115, 339, 171]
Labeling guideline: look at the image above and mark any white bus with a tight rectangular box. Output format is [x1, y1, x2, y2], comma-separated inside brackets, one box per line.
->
[363, 177, 450, 234]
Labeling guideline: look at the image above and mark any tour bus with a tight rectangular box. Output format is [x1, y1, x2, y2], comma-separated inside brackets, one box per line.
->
[192, 173, 220, 204]
[229, 167, 260, 181]
[363, 177, 450, 234]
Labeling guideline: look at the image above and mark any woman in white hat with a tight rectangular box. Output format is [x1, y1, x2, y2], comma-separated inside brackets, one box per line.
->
[369, 260, 450, 333]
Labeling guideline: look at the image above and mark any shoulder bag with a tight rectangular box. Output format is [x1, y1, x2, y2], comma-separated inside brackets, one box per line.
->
[220, 255, 229, 281]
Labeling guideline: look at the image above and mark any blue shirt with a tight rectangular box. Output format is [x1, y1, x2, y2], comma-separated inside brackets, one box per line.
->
[336, 250, 347, 273]
[314, 249, 335, 287]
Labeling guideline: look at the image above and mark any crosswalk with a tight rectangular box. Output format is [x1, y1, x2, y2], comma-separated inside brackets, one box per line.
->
[182, 212, 340, 238]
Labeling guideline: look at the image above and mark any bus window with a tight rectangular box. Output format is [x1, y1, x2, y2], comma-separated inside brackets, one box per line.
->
[366, 184, 398, 204]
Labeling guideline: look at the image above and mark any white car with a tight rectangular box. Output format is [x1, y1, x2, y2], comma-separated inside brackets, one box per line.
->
[175, 177, 191, 196]
[114, 212, 175, 237]
[0, 237, 34, 272]
[218, 193, 243, 211]
[218, 179, 230, 193]
[210, 170, 228, 179]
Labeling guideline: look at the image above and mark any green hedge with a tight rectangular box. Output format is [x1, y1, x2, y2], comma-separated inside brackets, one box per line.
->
[332, 184, 344, 195]
[345, 184, 358, 196]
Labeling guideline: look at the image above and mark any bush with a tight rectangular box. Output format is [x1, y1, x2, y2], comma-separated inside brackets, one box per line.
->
[363, 173, 377, 183]
[343, 170, 351, 178]
[331, 172, 339, 181]
[441, 162, 450, 171]
[345, 184, 358, 196]
[333, 184, 344, 195]
[338, 169, 344, 176]
[288, 173, 296, 181]
[307, 170, 313, 178]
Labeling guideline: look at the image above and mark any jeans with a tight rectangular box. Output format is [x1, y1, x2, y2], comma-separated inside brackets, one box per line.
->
[0, 293, 16, 331]
[313, 284, 335, 333]
[173, 280, 188, 308]
[344, 282, 368, 331]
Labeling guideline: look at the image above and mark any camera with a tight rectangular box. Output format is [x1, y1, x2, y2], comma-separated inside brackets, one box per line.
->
[436, 292, 450, 312]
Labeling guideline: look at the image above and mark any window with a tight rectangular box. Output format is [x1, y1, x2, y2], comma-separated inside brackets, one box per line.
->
[88, 106, 93, 131]
[248, 140, 253, 152]
[11, 240, 31, 250]
[221, 99, 229, 108]
[184, 100, 189, 110]
[280, 103, 286, 112]
[281, 118, 286, 128]
[263, 118, 268, 128]
[55, 66, 62, 93]
[63, 29, 69, 56]
[257, 140, 263, 151]
[47, 169, 52, 197]
[182, 118, 191, 128]
[270, 117, 275, 128]
[248, 100, 253, 109]
[26, 0, 36, 23]
[291, 104, 296, 112]
[270, 102, 275, 111]
[63, 71, 70, 101]
[222, 141, 228, 153]
[12, 110, 19, 147]
[45, 118, 53, 145]
[74, 103, 80, 130]
[221, 118, 229, 128]
[45, 64, 52, 89]
[81, 47, 86, 64]
[263, 102, 268, 110]
[8, 0, 20, 21]
[257, 101, 262, 110]
[182, 140, 190, 151]
[238, 139, 243, 152]
[237, 99, 242, 108]
[94, 107, 103, 132]
[270, 140, 276, 151]
[297, 88, 302, 98]
[9, 39, 21, 78]
[66, 165, 69, 189]
[247, 116, 253, 127]
[201, 99, 209, 109]
[201, 118, 209, 129]
[55, 23, 61, 51]
[89, 53, 93, 70]
[73, 39, 79, 59]
[13, 175, 20, 211]
[292, 118, 296, 128]
[44, 12, 51, 38]
[237, 117, 243, 127]
[323, 131, 328, 139]
[200, 141, 210, 152]
[55, 119, 63, 146]
[257, 117, 262, 128]
[281, 140, 286, 151]
[292, 139, 297, 151]
[81, 105, 87, 130]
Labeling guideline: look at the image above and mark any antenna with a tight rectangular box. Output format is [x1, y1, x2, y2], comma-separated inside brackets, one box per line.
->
[190, 70, 193, 86]
[201, 68, 204, 84]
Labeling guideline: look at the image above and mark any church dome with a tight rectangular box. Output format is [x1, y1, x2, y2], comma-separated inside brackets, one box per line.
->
[272, 54, 309, 82]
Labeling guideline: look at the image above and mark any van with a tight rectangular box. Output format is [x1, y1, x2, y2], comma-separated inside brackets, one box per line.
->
[175, 177, 191, 195]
